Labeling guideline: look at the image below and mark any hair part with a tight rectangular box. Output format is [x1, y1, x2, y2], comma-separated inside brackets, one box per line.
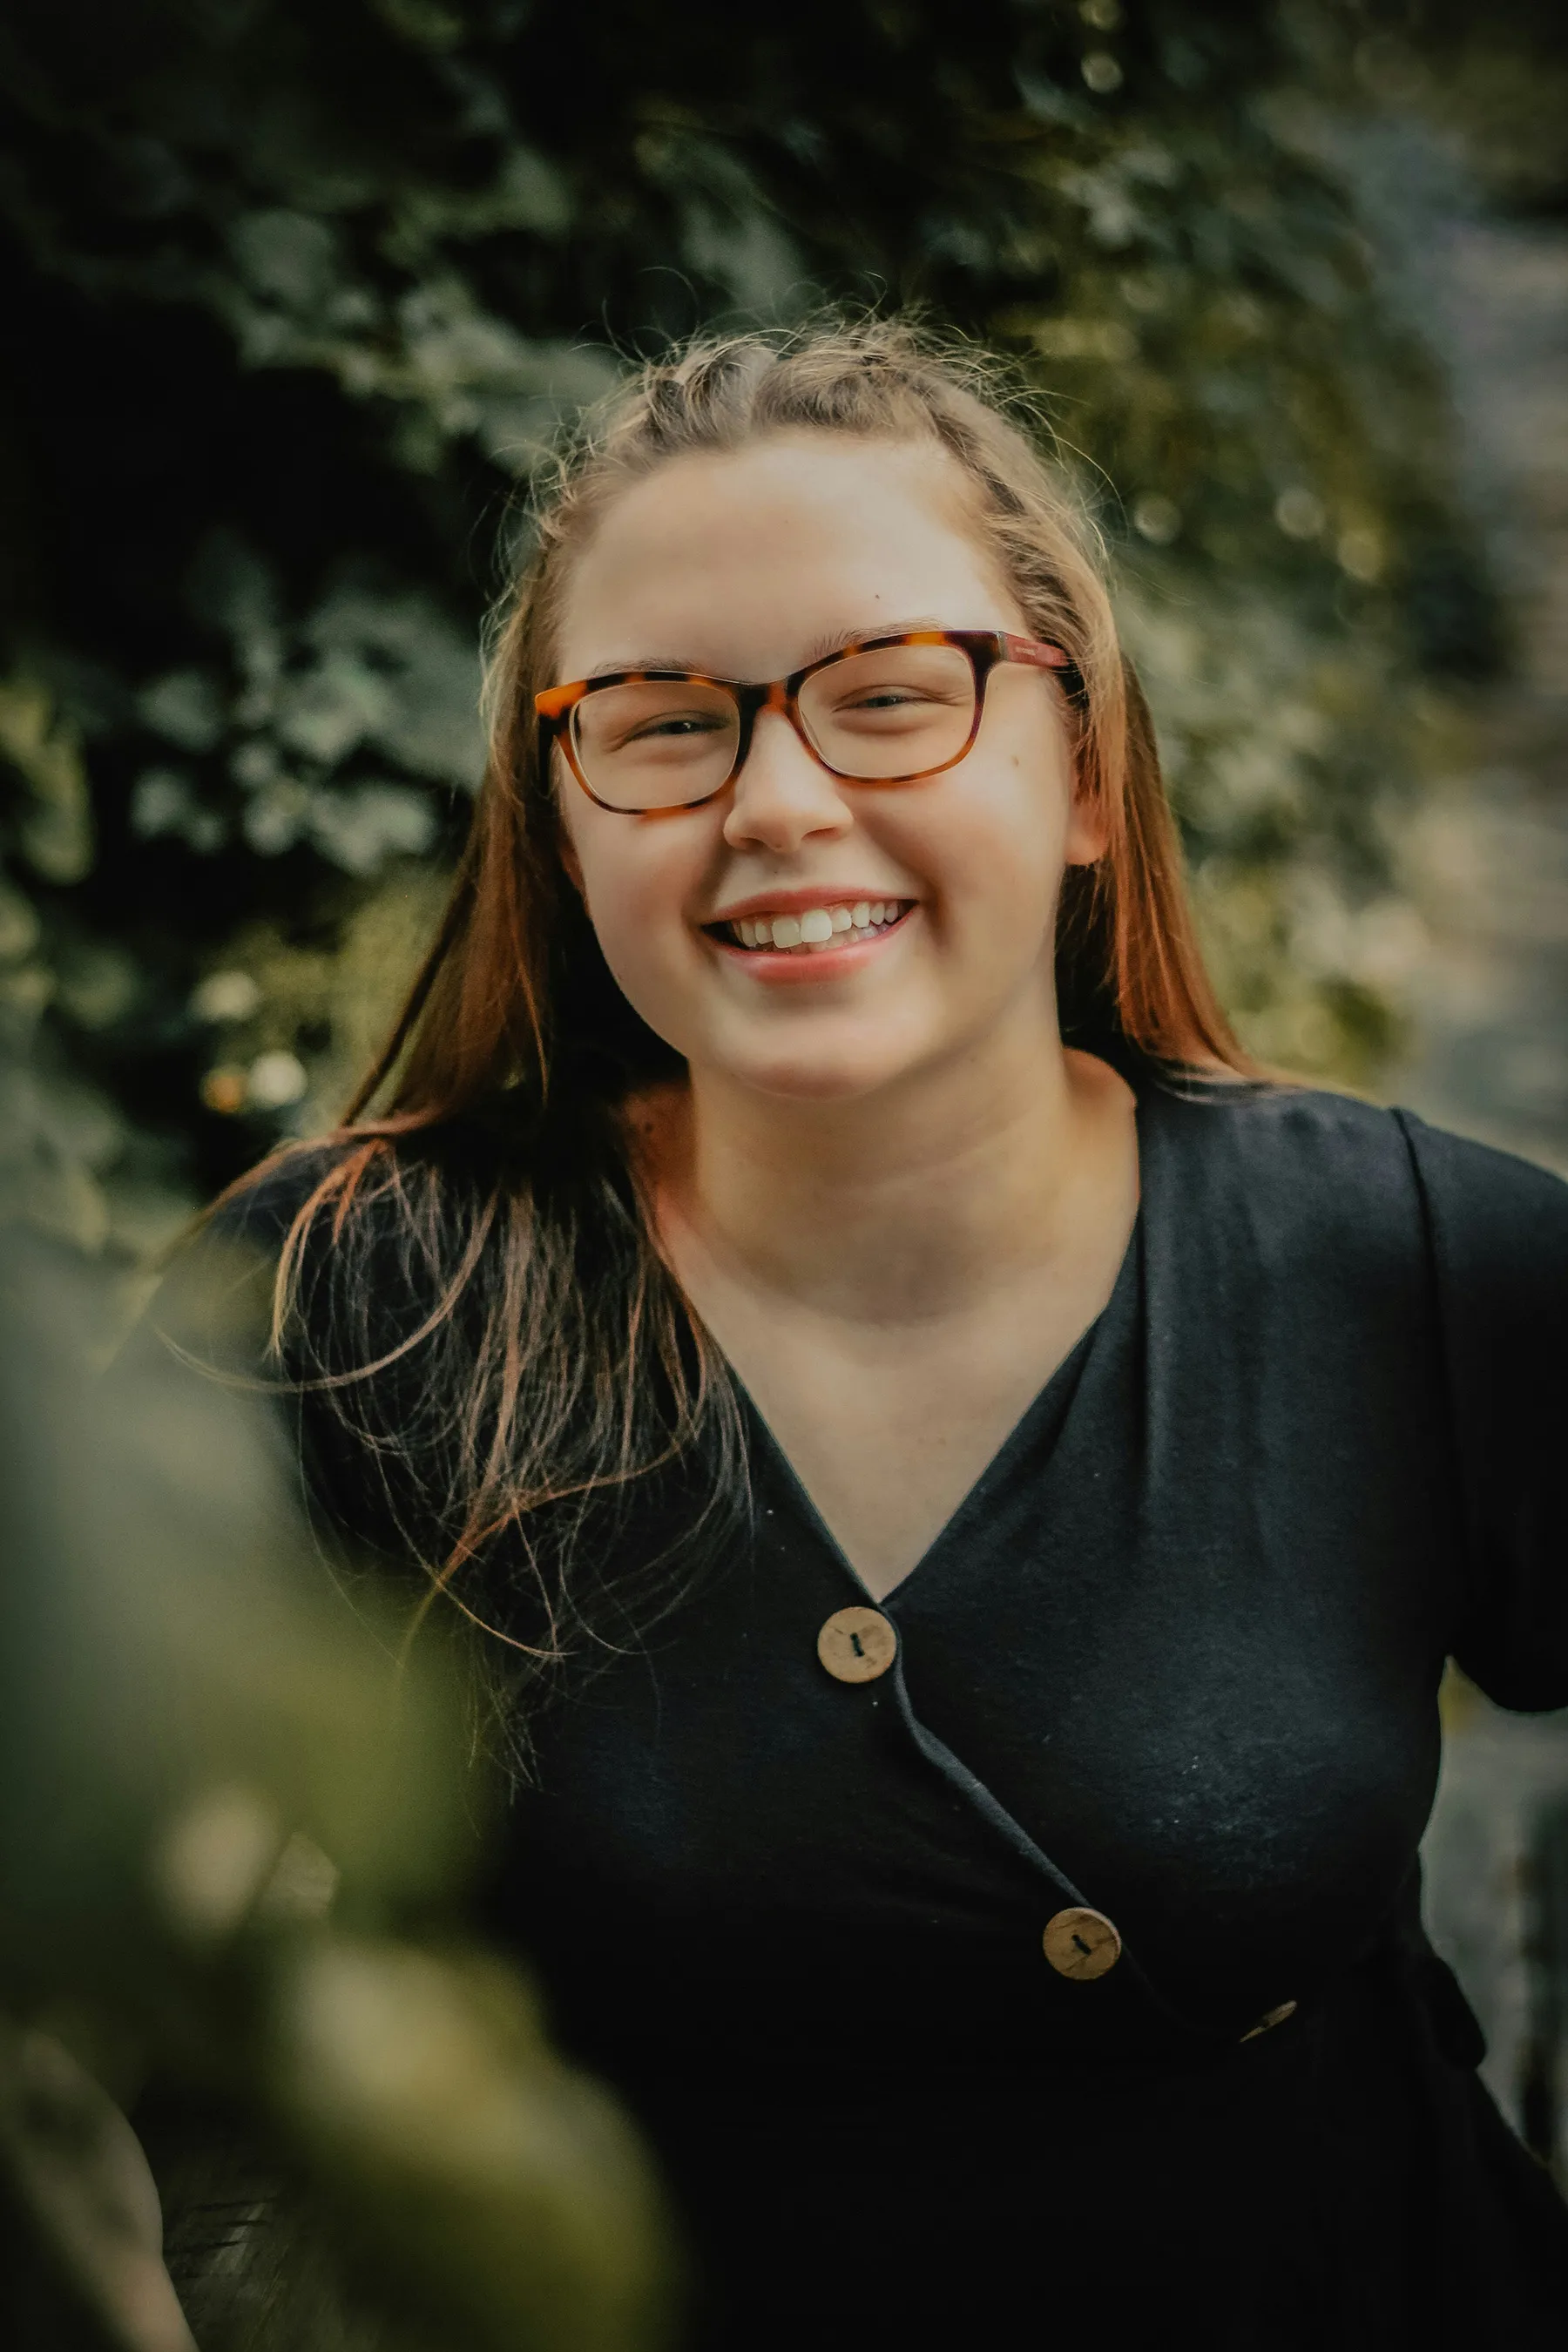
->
[237, 315, 1245, 1719]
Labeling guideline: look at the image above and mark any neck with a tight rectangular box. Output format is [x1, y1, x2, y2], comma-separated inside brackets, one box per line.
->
[655, 1003, 1128, 1328]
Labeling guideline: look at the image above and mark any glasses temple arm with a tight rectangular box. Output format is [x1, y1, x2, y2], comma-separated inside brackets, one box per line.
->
[1002, 633, 1073, 670]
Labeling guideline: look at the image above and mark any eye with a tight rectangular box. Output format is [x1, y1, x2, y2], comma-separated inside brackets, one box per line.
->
[624, 710, 730, 742]
[841, 685, 931, 712]
[828, 677, 965, 723]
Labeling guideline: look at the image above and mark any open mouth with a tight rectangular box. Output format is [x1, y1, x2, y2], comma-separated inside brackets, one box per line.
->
[711, 899, 915, 955]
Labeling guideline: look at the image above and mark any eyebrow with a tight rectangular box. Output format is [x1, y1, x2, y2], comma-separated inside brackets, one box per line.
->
[582, 617, 947, 681]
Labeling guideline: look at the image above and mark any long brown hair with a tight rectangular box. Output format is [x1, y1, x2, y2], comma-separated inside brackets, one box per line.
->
[246, 317, 1243, 1699]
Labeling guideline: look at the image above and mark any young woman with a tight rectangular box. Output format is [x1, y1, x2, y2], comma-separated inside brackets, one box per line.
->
[168, 321, 1568, 2347]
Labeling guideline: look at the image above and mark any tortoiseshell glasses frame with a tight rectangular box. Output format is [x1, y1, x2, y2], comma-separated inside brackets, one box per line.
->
[534, 628, 1079, 814]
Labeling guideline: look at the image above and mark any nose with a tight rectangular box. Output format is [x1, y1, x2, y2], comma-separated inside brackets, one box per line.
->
[721, 706, 853, 855]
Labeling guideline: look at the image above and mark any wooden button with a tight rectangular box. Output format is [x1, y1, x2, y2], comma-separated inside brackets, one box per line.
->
[1240, 1999, 1298, 2043]
[1042, 1907, 1122, 1980]
[816, 1606, 897, 1684]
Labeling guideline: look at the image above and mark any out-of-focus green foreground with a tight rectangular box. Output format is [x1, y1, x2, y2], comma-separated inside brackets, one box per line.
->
[0, 1230, 679, 2352]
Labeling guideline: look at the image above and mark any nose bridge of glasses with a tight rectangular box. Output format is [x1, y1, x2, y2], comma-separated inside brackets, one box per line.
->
[727, 680, 845, 808]
[763, 674, 821, 761]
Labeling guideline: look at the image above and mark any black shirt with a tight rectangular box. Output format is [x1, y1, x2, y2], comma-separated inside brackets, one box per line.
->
[192, 1070, 1568, 2349]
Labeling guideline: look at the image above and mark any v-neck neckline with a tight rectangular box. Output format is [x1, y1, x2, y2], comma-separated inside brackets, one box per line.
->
[735, 1085, 1156, 1611]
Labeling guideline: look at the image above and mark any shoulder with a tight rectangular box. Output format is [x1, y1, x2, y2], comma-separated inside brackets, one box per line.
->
[143, 1142, 356, 1382]
[1149, 1071, 1562, 1203]
[1147, 1070, 1404, 1162]
[206, 1139, 359, 1259]
[164, 1108, 518, 1361]
[1391, 1106, 1568, 1253]
[207, 1101, 526, 1259]
[1143, 1072, 1568, 1290]
[1142, 1075, 1421, 1270]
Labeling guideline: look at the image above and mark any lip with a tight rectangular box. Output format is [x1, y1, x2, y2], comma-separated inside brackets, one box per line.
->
[706, 884, 917, 926]
[705, 902, 916, 983]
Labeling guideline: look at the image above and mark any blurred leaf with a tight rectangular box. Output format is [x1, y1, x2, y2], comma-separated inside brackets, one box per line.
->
[0, 678, 93, 885]
[266, 1941, 680, 2352]
[0, 1227, 679, 2350]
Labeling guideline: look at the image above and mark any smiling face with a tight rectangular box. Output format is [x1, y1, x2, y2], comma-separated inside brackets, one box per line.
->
[551, 432, 1105, 1105]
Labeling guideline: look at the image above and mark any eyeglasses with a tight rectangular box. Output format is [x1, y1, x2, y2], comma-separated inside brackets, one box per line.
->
[534, 628, 1078, 814]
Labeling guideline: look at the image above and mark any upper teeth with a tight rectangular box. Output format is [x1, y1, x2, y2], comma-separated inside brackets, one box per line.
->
[731, 901, 904, 950]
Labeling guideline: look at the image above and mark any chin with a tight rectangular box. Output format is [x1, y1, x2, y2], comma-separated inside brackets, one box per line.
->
[716, 1033, 930, 1105]
[654, 992, 950, 1106]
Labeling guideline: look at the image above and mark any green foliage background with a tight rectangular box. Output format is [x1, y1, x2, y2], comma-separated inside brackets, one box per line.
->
[1, 0, 1563, 1272]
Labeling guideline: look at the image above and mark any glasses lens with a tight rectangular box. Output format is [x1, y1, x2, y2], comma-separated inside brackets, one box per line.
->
[798, 644, 977, 780]
[572, 679, 740, 809]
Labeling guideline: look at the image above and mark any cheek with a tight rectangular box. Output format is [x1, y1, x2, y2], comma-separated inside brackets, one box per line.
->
[909, 758, 1071, 925]
[566, 813, 706, 984]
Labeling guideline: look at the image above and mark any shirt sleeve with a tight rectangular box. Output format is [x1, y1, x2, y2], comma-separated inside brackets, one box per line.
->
[1396, 1110, 1568, 1710]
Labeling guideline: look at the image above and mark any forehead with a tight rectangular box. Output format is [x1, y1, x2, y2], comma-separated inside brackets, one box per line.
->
[552, 433, 1021, 682]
